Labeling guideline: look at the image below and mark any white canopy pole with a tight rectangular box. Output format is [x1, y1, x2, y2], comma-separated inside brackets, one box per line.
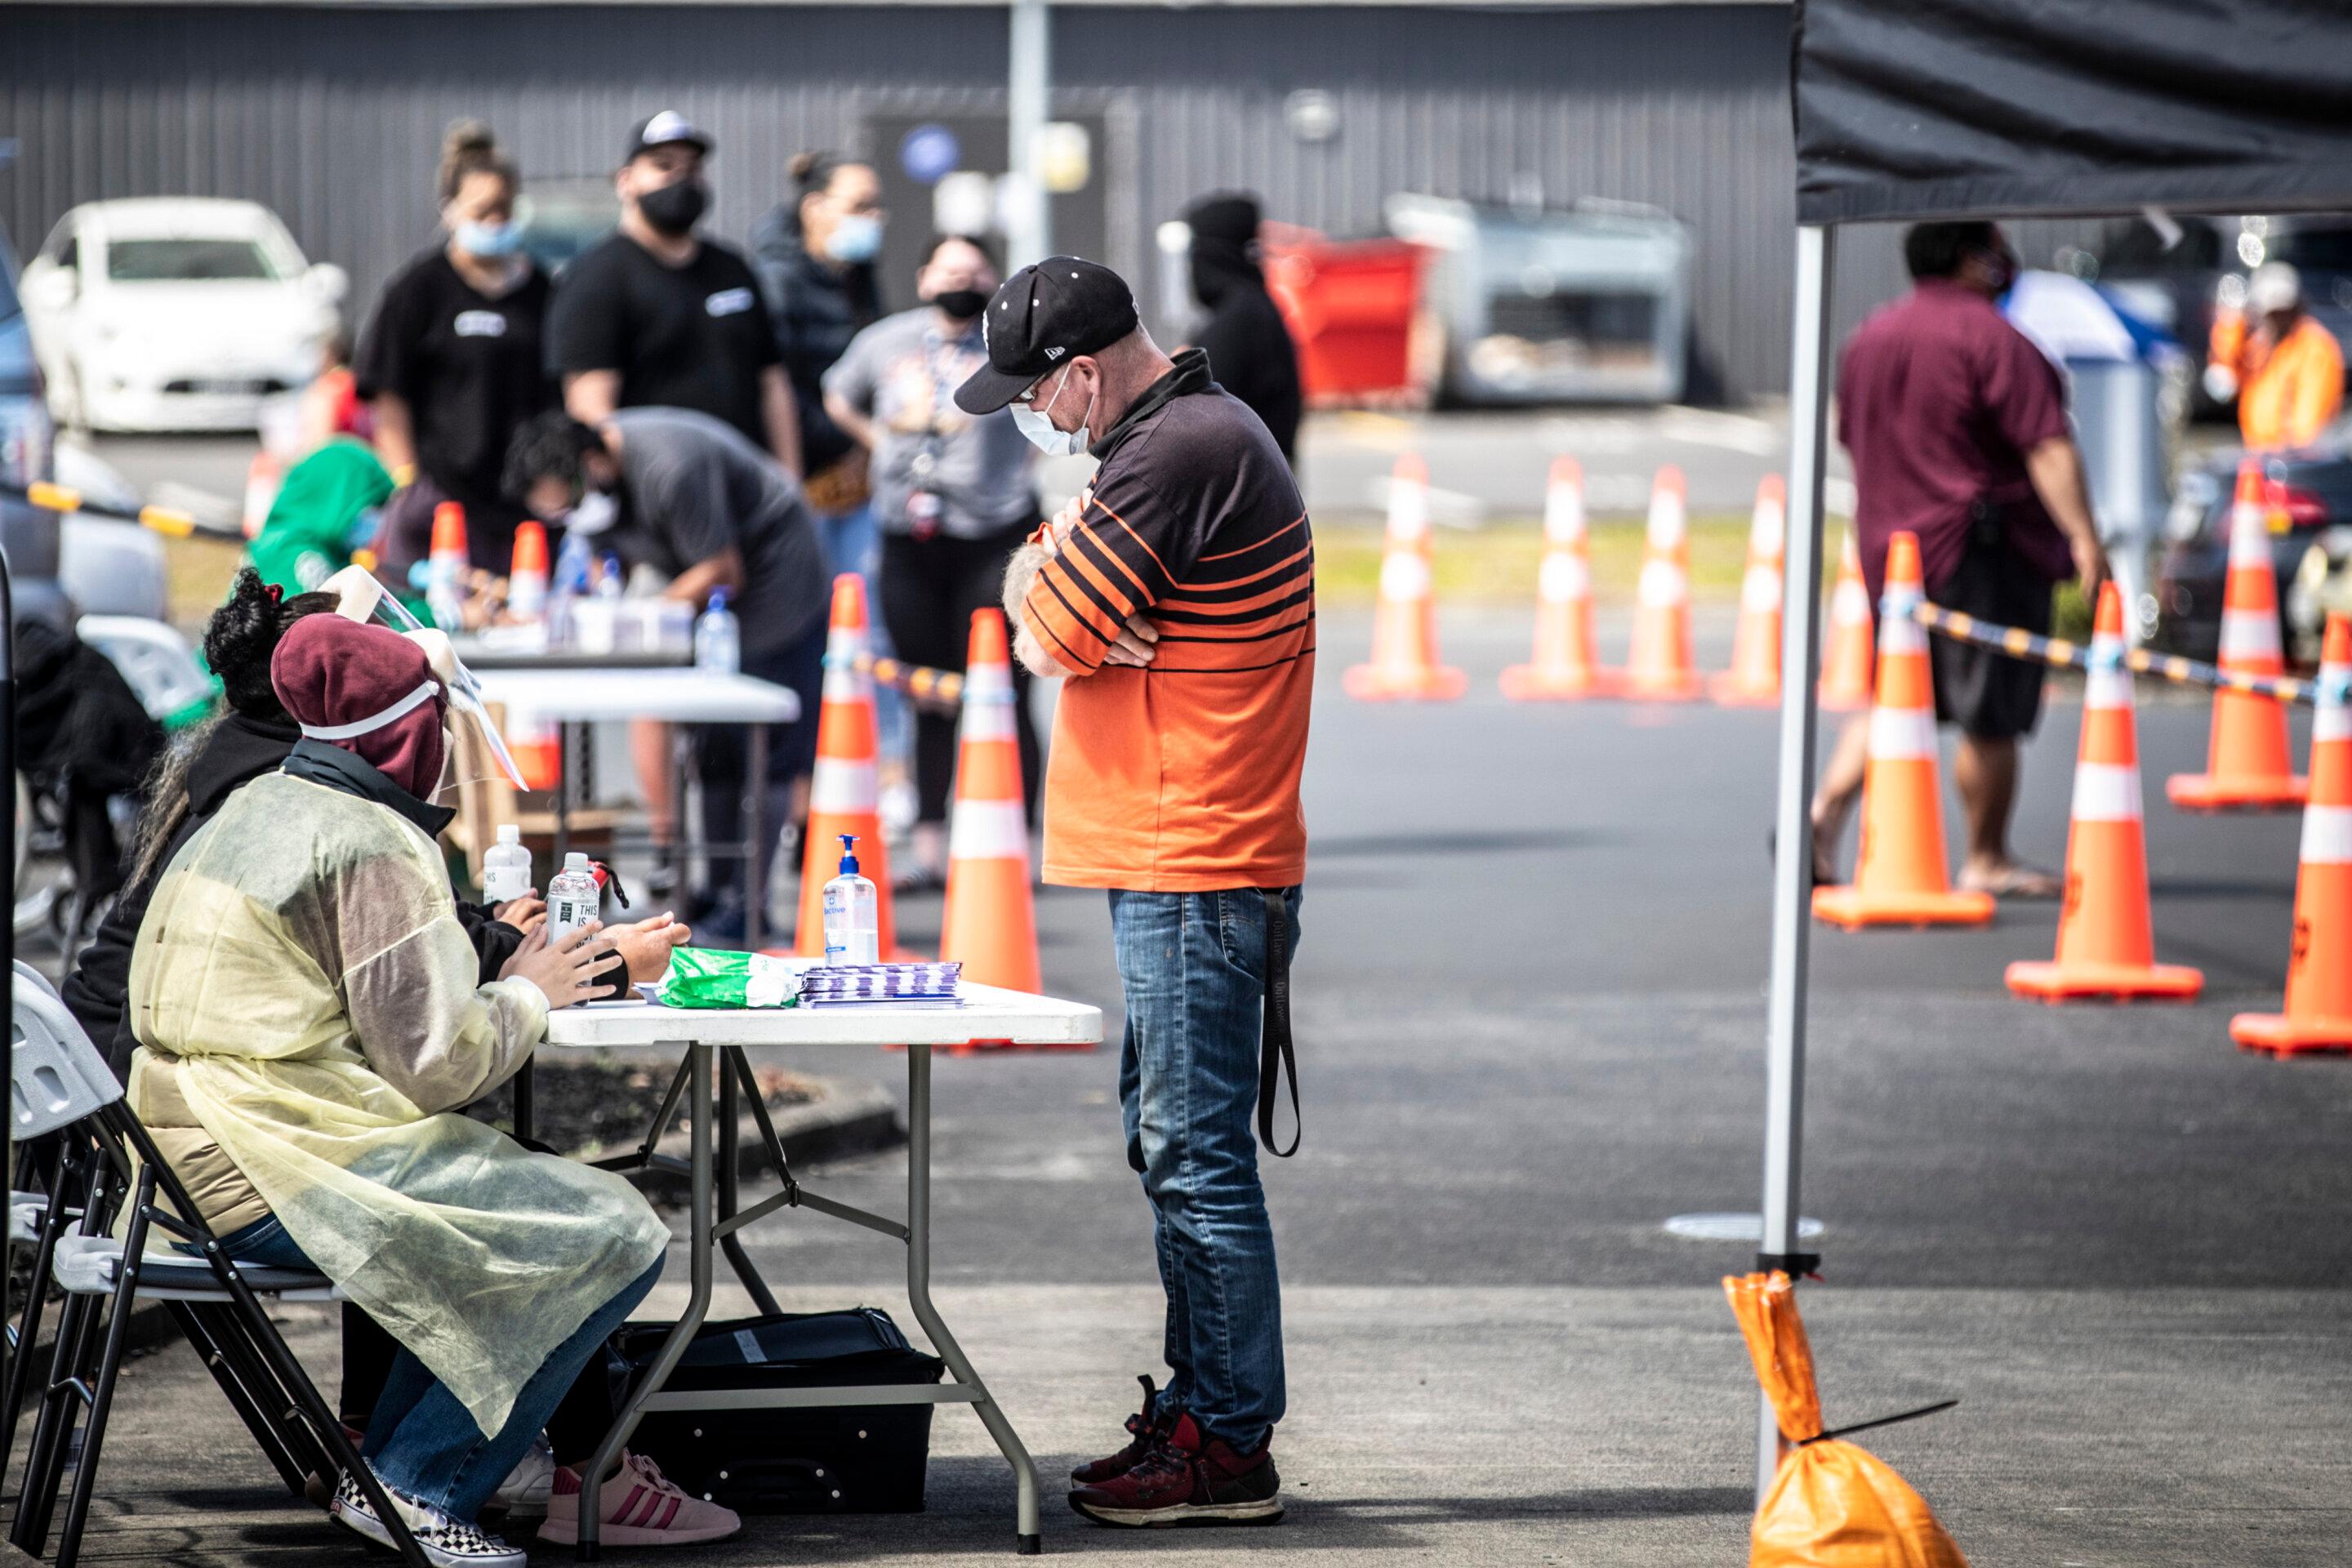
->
[1006, 0, 1053, 266]
[1757, 220, 1837, 1501]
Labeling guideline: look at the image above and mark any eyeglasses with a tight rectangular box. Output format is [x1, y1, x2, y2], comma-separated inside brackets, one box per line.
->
[1009, 363, 1076, 407]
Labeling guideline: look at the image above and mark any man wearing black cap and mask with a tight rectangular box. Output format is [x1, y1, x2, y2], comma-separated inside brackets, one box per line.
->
[1183, 191, 1302, 463]
[960, 257, 1311, 1530]
[549, 111, 802, 473]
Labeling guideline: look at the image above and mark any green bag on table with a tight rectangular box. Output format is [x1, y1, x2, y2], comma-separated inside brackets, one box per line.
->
[657, 947, 801, 1009]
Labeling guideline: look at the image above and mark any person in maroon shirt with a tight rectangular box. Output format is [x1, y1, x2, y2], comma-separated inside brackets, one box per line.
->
[1811, 221, 2108, 898]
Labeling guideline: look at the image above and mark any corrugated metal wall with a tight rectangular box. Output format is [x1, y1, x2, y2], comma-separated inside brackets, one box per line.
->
[0, 3, 2100, 402]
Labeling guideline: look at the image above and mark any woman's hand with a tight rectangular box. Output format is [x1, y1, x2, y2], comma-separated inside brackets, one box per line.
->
[493, 893, 546, 935]
[502, 920, 622, 1010]
[607, 911, 693, 982]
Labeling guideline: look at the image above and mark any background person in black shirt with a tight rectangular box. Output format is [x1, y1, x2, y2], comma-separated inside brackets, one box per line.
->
[357, 120, 556, 580]
[548, 110, 801, 473]
[1183, 190, 1303, 465]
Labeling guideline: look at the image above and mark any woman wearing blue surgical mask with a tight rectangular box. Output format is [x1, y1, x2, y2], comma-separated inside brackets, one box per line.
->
[356, 119, 559, 590]
[750, 153, 888, 576]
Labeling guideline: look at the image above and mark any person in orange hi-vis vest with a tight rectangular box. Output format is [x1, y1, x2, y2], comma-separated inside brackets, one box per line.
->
[2207, 261, 2343, 452]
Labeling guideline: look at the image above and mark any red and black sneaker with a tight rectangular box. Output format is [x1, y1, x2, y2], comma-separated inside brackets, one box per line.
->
[1068, 1413, 1282, 1528]
[1071, 1375, 1169, 1485]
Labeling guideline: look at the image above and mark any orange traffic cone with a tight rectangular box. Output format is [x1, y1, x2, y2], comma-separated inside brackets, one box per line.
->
[241, 451, 282, 539]
[1710, 473, 1786, 706]
[2233, 613, 2352, 1054]
[795, 574, 900, 957]
[939, 609, 1041, 995]
[2007, 583, 2203, 1002]
[1818, 528, 1876, 713]
[508, 519, 548, 622]
[1812, 532, 1996, 929]
[1500, 457, 1601, 700]
[1609, 466, 1704, 701]
[2168, 462, 2305, 811]
[1345, 454, 1465, 701]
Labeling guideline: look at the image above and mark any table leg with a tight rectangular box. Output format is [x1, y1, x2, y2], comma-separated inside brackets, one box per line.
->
[666, 728, 688, 910]
[555, 719, 574, 864]
[580, 1043, 713, 1564]
[905, 1045, 1041, 1553]
[716, 1047, 782, 1316]
[745, 722, 768, 952]
[512, 1056, 536, 1147]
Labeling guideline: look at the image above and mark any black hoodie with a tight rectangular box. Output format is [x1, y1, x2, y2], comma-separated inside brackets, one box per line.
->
[61, 713, 537, 1080]
[1188, 233, 1302, 465]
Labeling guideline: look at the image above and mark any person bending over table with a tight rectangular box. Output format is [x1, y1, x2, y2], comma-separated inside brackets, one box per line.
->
[125, 613, 737, 1564]
[505, 407, 831, 943]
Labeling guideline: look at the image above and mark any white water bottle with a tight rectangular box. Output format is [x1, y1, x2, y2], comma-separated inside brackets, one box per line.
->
[546, 852, 601, 947]
[695, 588, 741, 674]
[821, 835, 880, 966]
[482, 824, 532, 904]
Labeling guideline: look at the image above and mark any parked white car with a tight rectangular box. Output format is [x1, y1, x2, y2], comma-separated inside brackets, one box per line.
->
[21, 198, 345, 434]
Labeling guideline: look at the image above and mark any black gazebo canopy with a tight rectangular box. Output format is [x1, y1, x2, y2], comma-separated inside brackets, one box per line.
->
[1748, 0, 2352, 1499]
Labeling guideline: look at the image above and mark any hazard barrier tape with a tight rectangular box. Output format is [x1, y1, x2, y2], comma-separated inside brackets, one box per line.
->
[860, 653, 964, 709]
[1909, 601, 2316, 705]
[11, 478, 981, 703]
[6, 479, 241, 541]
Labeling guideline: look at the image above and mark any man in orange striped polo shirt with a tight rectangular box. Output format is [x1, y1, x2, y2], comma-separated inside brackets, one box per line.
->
[955, 258, 1311, 1528]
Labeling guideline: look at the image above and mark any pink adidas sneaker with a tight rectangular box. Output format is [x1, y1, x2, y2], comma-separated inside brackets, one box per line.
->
[535, 1450, 742, 1548]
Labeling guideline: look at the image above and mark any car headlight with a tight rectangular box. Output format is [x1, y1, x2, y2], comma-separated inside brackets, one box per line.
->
[0, 392, 56, 491]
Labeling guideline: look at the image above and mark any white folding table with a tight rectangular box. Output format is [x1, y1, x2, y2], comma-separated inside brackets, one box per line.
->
[541, 980, 1103, 1560]
[474, 664, 802, 952]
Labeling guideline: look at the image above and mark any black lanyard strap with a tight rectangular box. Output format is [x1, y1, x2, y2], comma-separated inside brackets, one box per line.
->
[1258, 888, 1300, 1157]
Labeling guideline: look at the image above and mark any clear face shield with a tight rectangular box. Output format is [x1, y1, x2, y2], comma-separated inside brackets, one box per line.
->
[320, 565, 528, 795]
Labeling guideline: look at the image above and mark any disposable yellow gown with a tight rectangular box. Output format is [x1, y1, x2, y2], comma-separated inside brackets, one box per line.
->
[127, 770, 670, 1435]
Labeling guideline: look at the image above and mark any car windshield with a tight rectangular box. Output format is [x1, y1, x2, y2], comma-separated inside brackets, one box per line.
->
[105, 237, 282, 283]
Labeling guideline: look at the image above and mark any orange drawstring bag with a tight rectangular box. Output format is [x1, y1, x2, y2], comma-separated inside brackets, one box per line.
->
[1724, 1272, 1970, 1568]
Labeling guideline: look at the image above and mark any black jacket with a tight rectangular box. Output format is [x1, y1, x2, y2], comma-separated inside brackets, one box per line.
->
[748, 207, 879, 479]
[1190, 243, 1303, 464]
[16, 617, 166, 904]
[62, 719, 530, 1080]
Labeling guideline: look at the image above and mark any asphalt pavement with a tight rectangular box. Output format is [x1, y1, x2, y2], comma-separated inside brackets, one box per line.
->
[24, 604, 2351, 1566]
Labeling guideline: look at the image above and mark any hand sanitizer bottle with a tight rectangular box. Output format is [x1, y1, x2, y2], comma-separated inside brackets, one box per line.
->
[482, 824, 532, 904]
[547, 852, 601, 947]
[822, 834, 880, 966]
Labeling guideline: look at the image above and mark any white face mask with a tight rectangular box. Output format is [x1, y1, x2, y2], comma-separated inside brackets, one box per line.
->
[564, 488, 619, 537]
[1010, 364, 1096, 458]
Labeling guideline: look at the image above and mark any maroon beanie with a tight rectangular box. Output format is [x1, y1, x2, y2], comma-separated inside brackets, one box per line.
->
[270, 615, 448, 800]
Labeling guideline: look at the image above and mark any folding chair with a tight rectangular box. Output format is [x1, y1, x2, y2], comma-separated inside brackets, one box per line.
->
[6, 969, 427, 1566]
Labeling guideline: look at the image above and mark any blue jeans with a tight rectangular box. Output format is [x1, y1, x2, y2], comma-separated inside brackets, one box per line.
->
[215, 1214, 663, 1521]
[1110, 887, 1301, 1454]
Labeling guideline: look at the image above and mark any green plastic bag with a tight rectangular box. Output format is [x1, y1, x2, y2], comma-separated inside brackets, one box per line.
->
[656, 947, 801, 1009]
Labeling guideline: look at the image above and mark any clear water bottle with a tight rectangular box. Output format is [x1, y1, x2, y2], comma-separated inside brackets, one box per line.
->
[482, 824, 532, 904]
[821, 835, 880, 966]
[695, 588, 742, 674]
[547, 528, 595, 648]
[546, 852, 601, 947]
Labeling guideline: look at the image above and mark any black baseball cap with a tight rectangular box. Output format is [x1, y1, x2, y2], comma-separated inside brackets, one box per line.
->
[625, 109, 713, 163]
[953, 256, 1141, 414]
